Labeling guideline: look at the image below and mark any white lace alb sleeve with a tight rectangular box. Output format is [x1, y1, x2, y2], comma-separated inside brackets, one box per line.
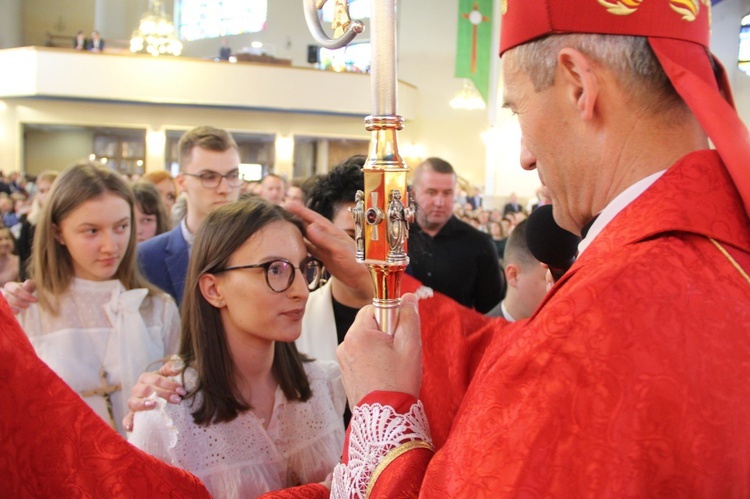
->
[331, 400, 433, 499]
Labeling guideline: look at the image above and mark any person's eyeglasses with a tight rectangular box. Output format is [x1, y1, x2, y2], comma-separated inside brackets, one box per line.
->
[183, 169, 243, 189]
[214, 257, 323, 292]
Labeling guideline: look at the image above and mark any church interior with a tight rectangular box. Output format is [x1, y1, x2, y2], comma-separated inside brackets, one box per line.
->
[0, 0, 748, 207]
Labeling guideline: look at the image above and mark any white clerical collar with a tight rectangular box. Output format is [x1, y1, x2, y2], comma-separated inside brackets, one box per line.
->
[180, 218, 196, 249]
[500, 300, 516, 323]
[578, 170, 666, 255]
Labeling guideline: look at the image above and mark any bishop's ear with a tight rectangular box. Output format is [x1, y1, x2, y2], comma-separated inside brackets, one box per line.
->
[556, 47, 599, 122]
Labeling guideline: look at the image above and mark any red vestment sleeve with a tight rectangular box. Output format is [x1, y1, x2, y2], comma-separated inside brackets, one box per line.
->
[0, 297, 211, 497]
[403, 274, 519, 449]
[264, 393, 429, 498]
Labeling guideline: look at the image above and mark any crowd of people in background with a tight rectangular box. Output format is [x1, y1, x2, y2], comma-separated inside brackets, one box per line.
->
[4, 108, 744, 497]
[0, 171, 50, 285]
[0, 127, 548, 497]
[0, 158, 545, 300]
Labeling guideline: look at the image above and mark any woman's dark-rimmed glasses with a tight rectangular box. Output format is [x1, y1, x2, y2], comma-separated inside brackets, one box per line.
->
[214, 257, 323, 292]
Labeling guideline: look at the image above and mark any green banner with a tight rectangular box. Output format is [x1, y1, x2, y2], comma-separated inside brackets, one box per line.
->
[455, 0, 494, 103]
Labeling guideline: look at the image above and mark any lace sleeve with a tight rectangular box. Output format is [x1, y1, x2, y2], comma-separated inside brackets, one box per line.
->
[330, 399, 433, 498]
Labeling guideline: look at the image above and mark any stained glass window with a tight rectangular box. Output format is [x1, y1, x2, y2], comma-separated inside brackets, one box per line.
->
[178, 0, 267, 41]
[319, 42, 370, 73]
[740, 13, 750, 76]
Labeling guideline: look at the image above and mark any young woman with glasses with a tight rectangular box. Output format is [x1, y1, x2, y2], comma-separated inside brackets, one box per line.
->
[128, 199, 345, 498]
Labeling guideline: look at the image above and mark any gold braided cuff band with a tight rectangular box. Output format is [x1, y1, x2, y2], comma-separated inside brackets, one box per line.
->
[365, 440, 434, 498]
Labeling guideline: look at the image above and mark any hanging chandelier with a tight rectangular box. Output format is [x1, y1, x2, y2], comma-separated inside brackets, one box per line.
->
[449, 79, 486, 110]
[130, 0, 183, 56]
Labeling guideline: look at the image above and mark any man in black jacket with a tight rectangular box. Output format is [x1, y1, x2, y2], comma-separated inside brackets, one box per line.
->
[407, 157, 504, 313]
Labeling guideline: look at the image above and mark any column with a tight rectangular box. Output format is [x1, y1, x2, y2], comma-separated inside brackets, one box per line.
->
[145, 128, 166, 173]
[274, 134, 294, 180]
[0, 0, 22, 48]
[0, 101, 22, 173]
[315, 138, 330, 174]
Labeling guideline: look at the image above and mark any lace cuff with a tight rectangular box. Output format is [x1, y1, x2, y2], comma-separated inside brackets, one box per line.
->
[331, 400, 433, 499]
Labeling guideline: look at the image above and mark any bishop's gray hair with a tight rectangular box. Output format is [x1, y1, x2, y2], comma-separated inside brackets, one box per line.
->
[505, 34, 686, 116]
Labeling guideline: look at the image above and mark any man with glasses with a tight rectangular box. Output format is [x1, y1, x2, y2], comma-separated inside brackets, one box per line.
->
[138, 126, 242, 306]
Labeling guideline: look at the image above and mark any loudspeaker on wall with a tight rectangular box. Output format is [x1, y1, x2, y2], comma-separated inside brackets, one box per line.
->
[307, 44, 319, 64]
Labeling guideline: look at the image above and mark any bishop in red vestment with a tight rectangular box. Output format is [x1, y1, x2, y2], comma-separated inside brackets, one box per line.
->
[323, 0, 750, 497]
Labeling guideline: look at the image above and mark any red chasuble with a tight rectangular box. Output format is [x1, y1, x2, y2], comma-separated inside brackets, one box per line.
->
[0, 298, 211, 497]
[265, 151, 750, 497]
[368, 150, 750, 497]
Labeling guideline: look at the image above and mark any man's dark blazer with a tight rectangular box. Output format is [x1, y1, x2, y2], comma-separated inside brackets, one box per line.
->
[137, 225, 189, 306]
[85, 38, 105, 51]
[503, 202, 522, 216]
[467, 195, 482, 210]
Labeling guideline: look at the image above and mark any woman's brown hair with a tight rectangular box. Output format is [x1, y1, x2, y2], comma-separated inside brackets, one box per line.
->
[180, 199, 312, 425]
[31, 161, 161, 313]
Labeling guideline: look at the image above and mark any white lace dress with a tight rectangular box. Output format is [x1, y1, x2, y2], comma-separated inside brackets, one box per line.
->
[128, 360, 346, 499]
[17, 278, 180, 435]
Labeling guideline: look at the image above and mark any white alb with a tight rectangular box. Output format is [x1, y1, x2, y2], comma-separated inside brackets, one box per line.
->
[17, 277, 180, 435]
